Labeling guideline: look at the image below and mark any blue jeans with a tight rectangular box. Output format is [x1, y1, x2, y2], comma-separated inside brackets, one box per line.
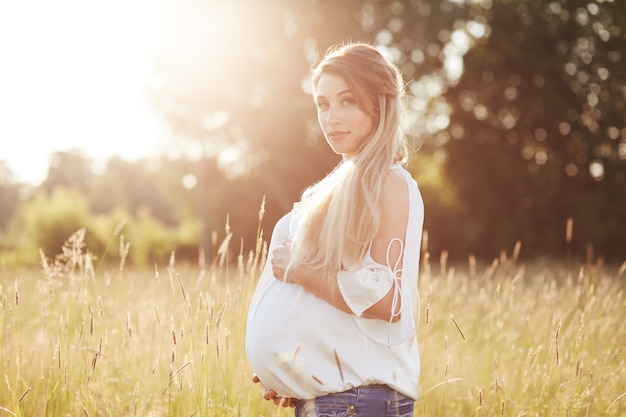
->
[295, 384, 414, 417]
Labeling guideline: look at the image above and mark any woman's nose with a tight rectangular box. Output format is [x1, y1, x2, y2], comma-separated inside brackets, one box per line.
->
[325, 106, 340, 125]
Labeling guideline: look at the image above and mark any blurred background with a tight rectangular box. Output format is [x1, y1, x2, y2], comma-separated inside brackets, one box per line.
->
[0, 0, 624, 267]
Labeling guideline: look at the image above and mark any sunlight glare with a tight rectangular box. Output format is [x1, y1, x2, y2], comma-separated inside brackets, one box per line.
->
[182, 174, 197, 189]
[589, 160, 604, 180]
[0, 0, 168, 185]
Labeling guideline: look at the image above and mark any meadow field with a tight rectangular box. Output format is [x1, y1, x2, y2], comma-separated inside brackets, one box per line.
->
[0, 229, 624, 416]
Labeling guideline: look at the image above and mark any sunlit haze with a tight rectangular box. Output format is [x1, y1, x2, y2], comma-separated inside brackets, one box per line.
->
[0, 0, 168, 185]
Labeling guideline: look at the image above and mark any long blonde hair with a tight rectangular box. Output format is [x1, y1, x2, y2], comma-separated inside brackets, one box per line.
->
[289, 42, 408, 277]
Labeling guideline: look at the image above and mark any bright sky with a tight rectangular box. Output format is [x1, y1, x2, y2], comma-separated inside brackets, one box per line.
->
[0, 0, 168, 185]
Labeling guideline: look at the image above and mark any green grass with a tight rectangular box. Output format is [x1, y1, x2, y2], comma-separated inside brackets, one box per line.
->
[0, 231, 624, 416]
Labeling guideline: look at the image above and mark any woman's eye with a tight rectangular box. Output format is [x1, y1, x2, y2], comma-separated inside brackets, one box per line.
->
[342, 98, 355, 106]
[316, 102, 329, 110]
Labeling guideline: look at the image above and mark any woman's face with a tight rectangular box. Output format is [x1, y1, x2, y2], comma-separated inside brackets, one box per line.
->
[314, 72, 374, 160]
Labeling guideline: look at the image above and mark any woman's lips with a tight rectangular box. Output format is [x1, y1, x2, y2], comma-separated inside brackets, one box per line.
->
[328, 131, 348, 141]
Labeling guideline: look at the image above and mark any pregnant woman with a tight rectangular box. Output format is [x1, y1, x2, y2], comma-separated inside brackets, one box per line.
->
[246, 42, 424, 417]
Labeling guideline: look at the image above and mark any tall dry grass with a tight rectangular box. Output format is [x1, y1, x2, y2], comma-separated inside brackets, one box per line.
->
[0, 223, 624, 416]
[0, 222, 273, 417]
[416, 240, 626, 417]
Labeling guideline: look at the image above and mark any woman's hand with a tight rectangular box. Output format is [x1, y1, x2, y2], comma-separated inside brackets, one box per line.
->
[271, 244, 292, 282]
[252, 374, 296, 408]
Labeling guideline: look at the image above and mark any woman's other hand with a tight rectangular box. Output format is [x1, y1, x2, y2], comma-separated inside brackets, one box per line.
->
[252, 374, 296, 408]
[271, 244, 292, 281]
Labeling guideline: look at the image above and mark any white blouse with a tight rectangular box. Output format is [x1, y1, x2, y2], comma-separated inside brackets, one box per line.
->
[246, 166, 424, 400]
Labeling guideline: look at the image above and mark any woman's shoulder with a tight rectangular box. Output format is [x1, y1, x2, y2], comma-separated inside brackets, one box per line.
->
[382, 165, 415, 195]
[378, 168, 410, 225]
[381, 166, 423, 216]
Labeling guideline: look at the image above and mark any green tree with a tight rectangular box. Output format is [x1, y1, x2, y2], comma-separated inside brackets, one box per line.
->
[8, 187, 94, 259]
[0, 161, 20, 232]
[90, 156, 179, 226]
[41, 150, 95, 194]
[439, 0, 626, 260]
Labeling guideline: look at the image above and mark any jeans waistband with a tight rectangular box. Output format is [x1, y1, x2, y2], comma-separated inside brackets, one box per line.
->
[355, 384, 393, 391]
[295, 384, 414, 417]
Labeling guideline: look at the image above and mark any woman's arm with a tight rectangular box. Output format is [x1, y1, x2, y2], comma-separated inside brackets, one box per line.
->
[362, 168, 409, 320]
[272, 169, 409, 322]
[272, 245, 352, 314]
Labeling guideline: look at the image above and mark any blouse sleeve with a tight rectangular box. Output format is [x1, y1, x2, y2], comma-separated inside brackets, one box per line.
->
[337, 265, 395, 317]
[336, 249, 420, 346]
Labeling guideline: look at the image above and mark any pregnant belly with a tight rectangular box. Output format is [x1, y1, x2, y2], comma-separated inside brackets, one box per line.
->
[246, 280, 355, 398]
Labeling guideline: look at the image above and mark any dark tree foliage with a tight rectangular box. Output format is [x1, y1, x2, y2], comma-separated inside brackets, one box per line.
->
[439, 0, 626, 260]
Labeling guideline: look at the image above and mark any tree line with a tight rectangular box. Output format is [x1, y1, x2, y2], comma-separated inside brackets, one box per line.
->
[1, 0, 624, 267]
